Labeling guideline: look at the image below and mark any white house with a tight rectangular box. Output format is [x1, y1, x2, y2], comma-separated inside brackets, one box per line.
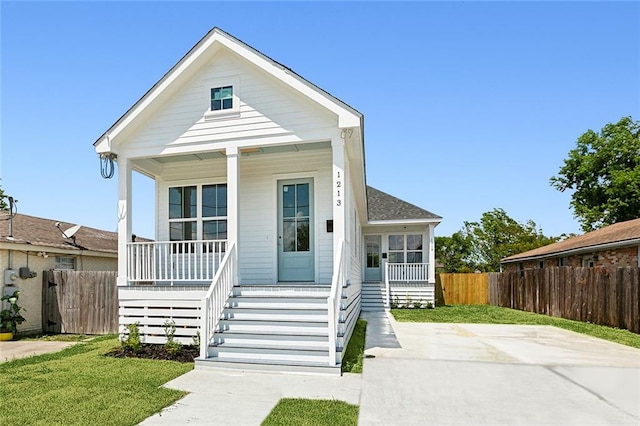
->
[94, 28, 441, 373]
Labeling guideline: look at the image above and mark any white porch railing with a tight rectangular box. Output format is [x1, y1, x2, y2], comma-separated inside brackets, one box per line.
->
[385, 263, 429, 306]
[200, 243, 237, 359]
[127, 240, 227, 284]
[328, 240, 345, 366]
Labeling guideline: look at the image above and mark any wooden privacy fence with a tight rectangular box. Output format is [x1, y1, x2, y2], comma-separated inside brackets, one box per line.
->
[437, 273, 492, 305]
[491, 267, 640, 333]
[43, 270, 118, 334]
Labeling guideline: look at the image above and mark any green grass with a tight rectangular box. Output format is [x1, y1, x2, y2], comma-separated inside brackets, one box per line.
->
[261, 398, 359, 426]
[0, 336, 192, 426]
[341, 319, 366, 373]
[392, 304, 640, 349]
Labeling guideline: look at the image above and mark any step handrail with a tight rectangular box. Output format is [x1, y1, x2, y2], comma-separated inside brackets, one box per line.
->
[200, 243, 237, 359]
[327, 240, 345, 366]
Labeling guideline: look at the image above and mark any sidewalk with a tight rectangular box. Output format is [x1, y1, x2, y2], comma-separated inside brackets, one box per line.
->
[0, 340, 76, 363]
[141, 369, 361, 425]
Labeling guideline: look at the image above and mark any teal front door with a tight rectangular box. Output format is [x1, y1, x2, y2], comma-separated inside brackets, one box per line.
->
[278, 179, 314, 282]
[364, 235, 382, 282]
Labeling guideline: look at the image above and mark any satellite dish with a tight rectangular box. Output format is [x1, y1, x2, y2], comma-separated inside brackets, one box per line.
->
[55, 222, 81, 241]
[62, 225, 81, 239]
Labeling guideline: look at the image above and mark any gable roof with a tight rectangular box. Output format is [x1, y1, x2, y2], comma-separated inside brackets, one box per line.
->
[0, 214, 119, 254]
[501, 218, 640, 263]
[94, 27, 362, 152]
[366, 186, 441, 223]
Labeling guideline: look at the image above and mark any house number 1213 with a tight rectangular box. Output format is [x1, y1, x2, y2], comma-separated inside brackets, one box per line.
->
[336, 171, 342, 206]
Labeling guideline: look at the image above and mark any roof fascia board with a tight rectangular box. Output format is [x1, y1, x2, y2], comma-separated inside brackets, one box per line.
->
[95, 31, 219, 149]
[95, 28, 362, 150]
[367, 218, 442, 226]
[0, 242, 117, 258]
[500, 238, 640, 264]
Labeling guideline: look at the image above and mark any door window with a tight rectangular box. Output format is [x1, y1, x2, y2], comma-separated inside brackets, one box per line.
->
[282, 183, 310, 252]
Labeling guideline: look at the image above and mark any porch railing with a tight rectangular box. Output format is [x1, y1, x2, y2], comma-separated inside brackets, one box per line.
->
[200, 243, 237, 359]
[127, 240, 227, 284]
[328, 240, 345, 366]
[385, 263, 429, 306]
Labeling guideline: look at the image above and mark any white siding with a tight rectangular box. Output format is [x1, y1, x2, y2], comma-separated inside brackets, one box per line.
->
[122, 50, 337, 154]
[156, 149, 335, 284]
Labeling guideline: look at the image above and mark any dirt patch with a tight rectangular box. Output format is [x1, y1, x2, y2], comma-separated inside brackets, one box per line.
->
[106, 345, 199, 363]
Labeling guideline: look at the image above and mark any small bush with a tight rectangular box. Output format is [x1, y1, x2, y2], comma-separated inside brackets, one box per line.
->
[164, 320, 182, 354]
[122, 322, 142, 352]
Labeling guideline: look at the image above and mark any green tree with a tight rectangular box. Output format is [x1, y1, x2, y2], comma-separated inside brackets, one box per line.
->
[462, 208, 557, 272]
[435, 232, 476, 273]
[551, 116, 640, 232]
[0, 185, 8, 210]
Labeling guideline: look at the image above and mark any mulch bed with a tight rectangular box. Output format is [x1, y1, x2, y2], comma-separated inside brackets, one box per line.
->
[105, 344, 199, 363]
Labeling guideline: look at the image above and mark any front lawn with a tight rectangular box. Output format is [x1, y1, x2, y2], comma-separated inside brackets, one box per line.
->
[262, 398, 359, 426]
[392, 304, 640, 349]
[0, 336, 192, 425]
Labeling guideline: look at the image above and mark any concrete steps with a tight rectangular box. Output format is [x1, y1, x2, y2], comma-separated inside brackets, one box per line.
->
[196, 284, 342, 374]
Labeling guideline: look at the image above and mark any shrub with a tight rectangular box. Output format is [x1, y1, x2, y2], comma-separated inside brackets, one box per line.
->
[122, 322, 142, 352]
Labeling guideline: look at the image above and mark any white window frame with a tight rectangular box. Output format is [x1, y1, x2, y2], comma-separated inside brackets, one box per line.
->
[55, 256, 76, 270]
[168, 182, 228, 241]
[388, 234, 424, 264]
[204, 76, 240, 120]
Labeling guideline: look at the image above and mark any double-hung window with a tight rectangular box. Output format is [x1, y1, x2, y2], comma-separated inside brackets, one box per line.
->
[169, 184, 227, 241]
[388, 234, 423, 263]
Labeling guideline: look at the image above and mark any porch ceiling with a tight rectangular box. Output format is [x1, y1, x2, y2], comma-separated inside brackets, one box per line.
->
[142, 141, 332, 166]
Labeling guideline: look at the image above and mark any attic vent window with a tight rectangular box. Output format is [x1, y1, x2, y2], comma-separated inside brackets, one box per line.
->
[211, 86, 233, 111]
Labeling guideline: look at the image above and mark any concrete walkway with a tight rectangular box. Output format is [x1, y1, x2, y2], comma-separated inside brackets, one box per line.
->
[140, 369, 361, 425]
[359, 312, 640, 425]
[0, 340, 76, 363]
[143, 312, 640, 425]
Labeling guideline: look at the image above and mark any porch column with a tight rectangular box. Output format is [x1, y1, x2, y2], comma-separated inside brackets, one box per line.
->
[117, 157, 132, 286]
[428, 223, 436, 284]
[332, 136, 346, 261]
[226, 147, 240, 280]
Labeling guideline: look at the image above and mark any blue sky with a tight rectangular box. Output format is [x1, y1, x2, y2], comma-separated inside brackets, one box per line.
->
[1, 1, 639, 239]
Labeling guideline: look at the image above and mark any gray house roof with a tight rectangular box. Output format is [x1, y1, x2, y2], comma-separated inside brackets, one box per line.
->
[367, 186, 441, 222]
[0, 214, 120, 254]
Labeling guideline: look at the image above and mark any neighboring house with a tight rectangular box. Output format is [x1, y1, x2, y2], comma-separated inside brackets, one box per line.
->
[93, 28, 441, 373]
[0, 213, 118, 334]
[501, 218, 640, 272]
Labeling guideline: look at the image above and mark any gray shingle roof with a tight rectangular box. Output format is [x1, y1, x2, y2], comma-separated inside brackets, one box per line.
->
[367, 186, 441, 222]
[0, 213, 121, 254]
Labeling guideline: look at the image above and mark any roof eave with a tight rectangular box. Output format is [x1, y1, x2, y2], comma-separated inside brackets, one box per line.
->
[500, 238, 640, 264]
[366, 218, 442, 226]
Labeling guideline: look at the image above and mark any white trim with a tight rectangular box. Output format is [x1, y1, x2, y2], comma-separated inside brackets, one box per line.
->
[501, 239, 640, 264]
[367, 218, 442, 226]
[204, 76, 241, 121]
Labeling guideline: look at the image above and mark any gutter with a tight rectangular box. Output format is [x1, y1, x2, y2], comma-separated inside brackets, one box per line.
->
[500, 238, 640, 264]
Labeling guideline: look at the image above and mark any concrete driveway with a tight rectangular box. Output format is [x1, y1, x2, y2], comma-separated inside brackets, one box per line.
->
[0, 340, 76, 363]
[359, 312, 640, 425]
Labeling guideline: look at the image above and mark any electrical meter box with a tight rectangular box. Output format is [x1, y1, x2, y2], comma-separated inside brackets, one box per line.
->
[4, 269, 18, 286]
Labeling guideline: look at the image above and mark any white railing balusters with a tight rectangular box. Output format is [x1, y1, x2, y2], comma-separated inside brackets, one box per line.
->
[200, 243, 236, 359]
[126, 240, 228, 284]
[328, 241, 345, 366]
[386, 263, 429, 282]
